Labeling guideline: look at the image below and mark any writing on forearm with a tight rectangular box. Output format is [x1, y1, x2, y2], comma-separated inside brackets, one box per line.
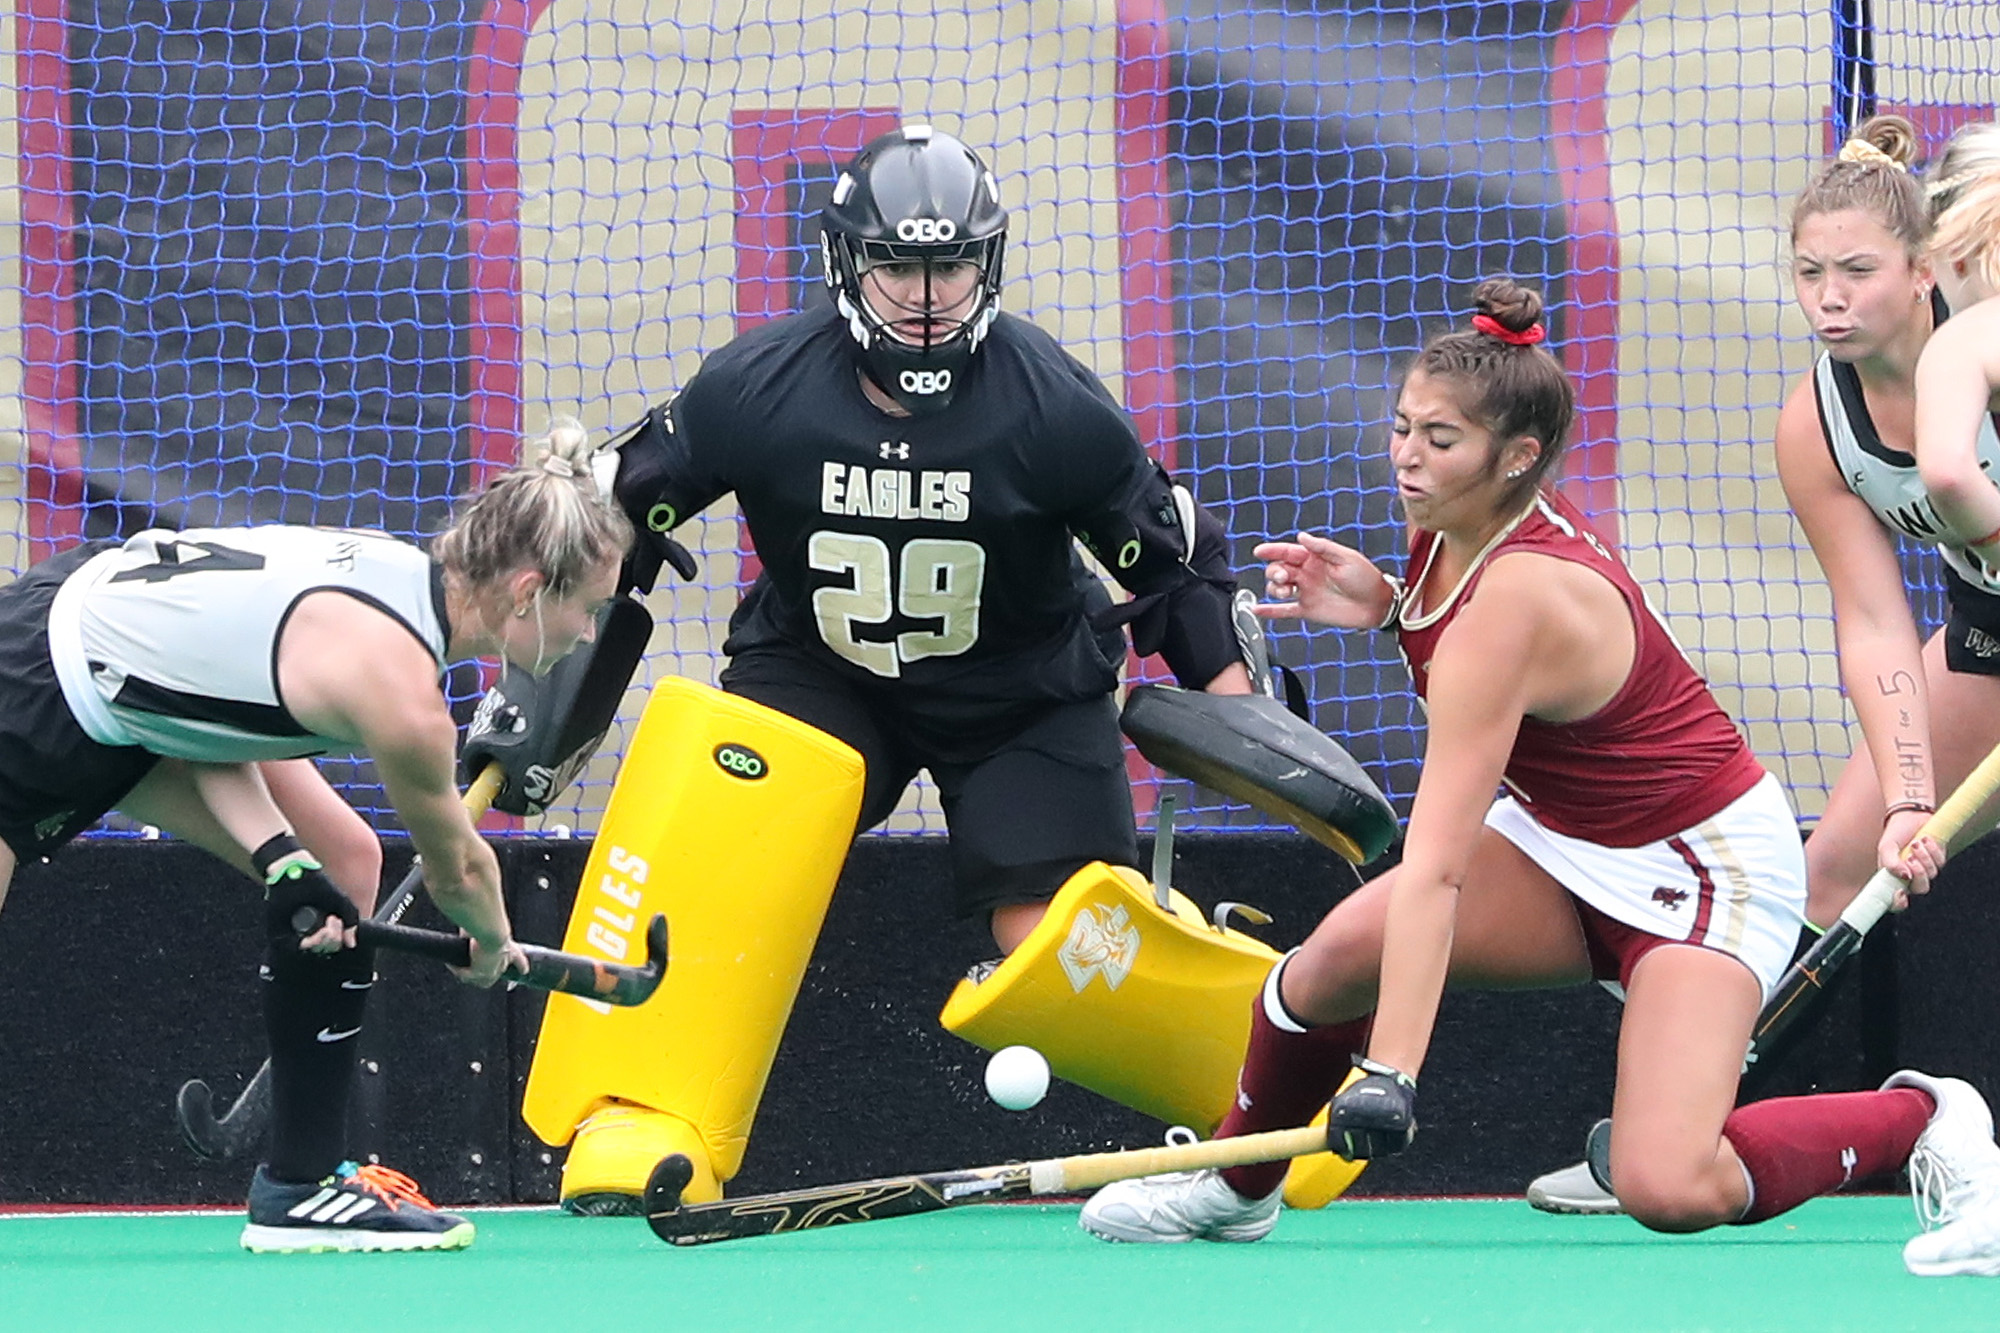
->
[1893, 737, 1929, 805]
[1872, 673, 1929, 804]
[1875, 670, 1917, 697]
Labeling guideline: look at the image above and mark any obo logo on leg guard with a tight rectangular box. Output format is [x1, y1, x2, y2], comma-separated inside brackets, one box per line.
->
[713, 743, 768, 780]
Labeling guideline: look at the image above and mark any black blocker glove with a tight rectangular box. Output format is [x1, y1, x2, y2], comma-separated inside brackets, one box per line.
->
[1327, 1055, 1418, 1160]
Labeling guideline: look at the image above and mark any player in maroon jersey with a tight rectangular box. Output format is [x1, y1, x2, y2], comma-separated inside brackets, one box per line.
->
[1529, 113, 1969, 1219]
[1080, 277, 2000, 1274]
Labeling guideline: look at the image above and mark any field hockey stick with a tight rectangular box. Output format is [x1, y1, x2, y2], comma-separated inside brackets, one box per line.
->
[1747, 738, 2000, 1069]
[175, 764, 505, 1160]
[644, 1125, 1329, 1246]
[346, 912, 667, 1004]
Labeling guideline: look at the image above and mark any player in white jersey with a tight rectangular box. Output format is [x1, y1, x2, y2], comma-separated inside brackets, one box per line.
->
[0, 422, 631, 1253]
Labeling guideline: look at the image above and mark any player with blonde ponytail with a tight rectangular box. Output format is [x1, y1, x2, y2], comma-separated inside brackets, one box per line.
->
[0, 419, 630, 1253]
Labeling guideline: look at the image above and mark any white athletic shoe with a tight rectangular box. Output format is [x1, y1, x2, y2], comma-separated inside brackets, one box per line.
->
[1887, 1070, 2000, 1277]
[1080, 1167, 1281, 1244]
[1525, 1160, 1623, 1216]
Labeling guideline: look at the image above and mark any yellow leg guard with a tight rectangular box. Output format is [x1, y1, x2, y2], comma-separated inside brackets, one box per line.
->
[521, 678, 864, 1207]
[939, 861, 1364, 1208]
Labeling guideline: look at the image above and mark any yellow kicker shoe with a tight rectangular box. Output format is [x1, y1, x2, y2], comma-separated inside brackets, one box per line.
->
[1282, 1104, 1367, 1210]
[560, 1101, 720, 1216]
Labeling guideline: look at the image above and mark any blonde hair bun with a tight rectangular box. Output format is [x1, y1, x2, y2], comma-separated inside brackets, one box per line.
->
[537, 416, 593, 476]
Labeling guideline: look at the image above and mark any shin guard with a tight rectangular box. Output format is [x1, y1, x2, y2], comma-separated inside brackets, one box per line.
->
[263, 940, 376, 1183]
[522, 678, 864, 1206]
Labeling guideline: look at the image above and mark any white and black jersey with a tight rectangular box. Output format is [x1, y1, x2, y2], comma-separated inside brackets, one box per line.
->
[47, 526, 449, 762]
[1814, 350, 2000, 596]
[612, 302, 1239, 730]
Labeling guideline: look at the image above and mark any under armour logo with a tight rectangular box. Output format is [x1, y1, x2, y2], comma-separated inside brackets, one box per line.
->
[879, 440, 911, 460]
[1840, 1145, 1859, 1185]
[1651, 886, 1689, 909]
[1057, 903, 1140, 993]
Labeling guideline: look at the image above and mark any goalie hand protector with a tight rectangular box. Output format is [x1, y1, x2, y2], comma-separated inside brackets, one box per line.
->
[597, 406, 700, 596]
[1119, 685, 1398, 864]
[1083, 470, 1239, 687]
[461, 595, 655, 816]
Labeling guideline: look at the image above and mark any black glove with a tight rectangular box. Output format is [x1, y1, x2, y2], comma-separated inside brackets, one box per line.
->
[1326, 1056, 1418, 1160]
[616, 532, 697, 596]
[251, 833, 359, 946]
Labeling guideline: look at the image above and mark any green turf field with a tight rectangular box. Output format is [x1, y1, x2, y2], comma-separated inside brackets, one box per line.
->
[2, 1197, 1991, 1331]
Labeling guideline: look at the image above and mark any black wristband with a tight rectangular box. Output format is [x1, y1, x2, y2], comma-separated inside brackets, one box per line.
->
[250, 832, 316, 884]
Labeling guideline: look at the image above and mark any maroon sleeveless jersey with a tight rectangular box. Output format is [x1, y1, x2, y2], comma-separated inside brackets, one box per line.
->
[1394, 492, 1767, 847]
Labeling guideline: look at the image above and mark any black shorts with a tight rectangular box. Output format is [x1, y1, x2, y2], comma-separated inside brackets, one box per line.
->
[0, 542, 159, 861]
[720, 644, 1139, 917]
[1942, 567, 2000, 677]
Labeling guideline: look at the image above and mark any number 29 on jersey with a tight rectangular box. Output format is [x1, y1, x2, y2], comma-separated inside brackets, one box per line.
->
[809, 530, 986, 677]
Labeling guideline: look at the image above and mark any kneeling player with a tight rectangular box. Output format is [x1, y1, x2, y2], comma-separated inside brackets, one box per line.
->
[1083, 280, 2000, 1276]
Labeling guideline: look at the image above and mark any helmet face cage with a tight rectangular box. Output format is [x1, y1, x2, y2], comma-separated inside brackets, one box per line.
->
[820, 126, 1008, 415]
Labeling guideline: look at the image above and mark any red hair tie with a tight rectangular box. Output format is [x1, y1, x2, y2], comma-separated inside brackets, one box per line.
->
[1471, 313, 1546, 346]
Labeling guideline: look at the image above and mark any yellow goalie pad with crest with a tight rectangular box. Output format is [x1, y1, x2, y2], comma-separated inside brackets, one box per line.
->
[522, 677, 865, 1209]
[938, 860, 1364, 1208]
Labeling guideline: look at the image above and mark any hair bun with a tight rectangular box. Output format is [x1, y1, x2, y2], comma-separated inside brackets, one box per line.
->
[535, 416, 593, 477]
[1469, 275, 1545, 336]
[1838, 138, 1907, 172]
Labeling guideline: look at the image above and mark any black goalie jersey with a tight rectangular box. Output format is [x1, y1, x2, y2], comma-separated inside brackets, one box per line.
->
[615, 303, 1237, 718]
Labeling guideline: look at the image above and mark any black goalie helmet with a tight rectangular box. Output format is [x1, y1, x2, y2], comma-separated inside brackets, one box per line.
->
[820, 124, 1008, 415]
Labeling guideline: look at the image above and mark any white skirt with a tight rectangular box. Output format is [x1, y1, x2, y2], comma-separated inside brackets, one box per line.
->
[1483, 772, 1808, 998]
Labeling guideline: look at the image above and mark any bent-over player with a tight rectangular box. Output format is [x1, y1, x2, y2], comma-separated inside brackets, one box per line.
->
[523, 124, 1328, 1214]
[1081, 278, 2000, 1277]
[0, 425, 630, 1252]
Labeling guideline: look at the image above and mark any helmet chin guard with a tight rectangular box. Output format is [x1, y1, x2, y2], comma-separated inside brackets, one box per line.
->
[820, 124, 1008, 416]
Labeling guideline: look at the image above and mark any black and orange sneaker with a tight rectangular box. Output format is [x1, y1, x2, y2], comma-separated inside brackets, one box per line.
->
[242, 1160, 475, 1253]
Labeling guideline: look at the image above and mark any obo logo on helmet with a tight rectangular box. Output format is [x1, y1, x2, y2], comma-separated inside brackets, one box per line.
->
[895, 217, 958, 243]
[821, 123, 1008, 416]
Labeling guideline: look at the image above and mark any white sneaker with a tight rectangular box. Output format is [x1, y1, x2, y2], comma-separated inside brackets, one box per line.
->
[1525, 1160, 1623, 1215]
[1886, 1070, 2000, 1276]
[1080, 1168, 1281, 1244]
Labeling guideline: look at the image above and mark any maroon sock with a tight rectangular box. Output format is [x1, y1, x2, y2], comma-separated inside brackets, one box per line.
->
[1216, 958, 1371, 1200]
[1723, 1088, 1932, 1223]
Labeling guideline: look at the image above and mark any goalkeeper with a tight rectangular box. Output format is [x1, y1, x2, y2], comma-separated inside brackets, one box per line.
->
[526, 123, 1370, 1215]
